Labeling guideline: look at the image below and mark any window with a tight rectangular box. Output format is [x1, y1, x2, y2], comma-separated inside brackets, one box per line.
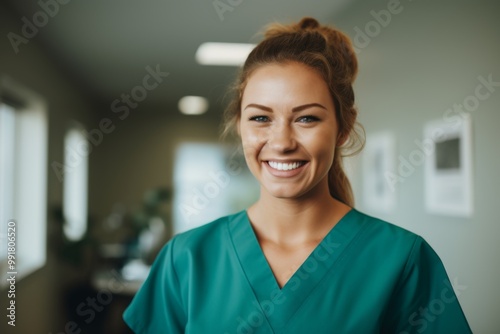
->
[0, 104, 16, 260]
[0, 77, 48, 284]
[62, 125, 88, 241]
[172, 143, 259, 234]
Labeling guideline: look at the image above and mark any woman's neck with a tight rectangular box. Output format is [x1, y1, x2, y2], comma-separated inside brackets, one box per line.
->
[247, 184, 351, 246]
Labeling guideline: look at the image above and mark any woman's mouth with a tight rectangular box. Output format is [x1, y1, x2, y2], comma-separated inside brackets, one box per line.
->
[264, 160, 308, 177]
[267, 161, 306, 171]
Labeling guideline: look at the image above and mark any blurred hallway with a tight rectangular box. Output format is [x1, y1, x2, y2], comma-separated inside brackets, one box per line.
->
[1, 0, 499, 333]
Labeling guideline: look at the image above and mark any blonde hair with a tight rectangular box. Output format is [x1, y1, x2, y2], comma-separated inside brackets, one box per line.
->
[222, 17, 365, 207]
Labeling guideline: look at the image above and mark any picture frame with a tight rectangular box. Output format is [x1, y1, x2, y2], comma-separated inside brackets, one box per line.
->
[424, 114, 473, 217]
[362, 131, 397, 213]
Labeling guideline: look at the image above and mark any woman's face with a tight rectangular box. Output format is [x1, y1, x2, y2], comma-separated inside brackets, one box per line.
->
[239, 61, 340, 200]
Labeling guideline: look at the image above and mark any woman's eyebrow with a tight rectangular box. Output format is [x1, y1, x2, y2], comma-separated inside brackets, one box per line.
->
[292, 103, 327, 112]
[243, 103, 327, 112]
[243, 103, 273, 112]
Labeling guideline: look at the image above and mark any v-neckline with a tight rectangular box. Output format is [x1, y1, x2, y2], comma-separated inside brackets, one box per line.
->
[247, 208, 355, 291]
[228, 208, 366, 329]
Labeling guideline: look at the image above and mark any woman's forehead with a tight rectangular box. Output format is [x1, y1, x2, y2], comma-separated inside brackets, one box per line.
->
[242, 62, 333, 108]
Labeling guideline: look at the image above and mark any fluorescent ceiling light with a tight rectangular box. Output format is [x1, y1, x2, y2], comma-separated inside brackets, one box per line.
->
[178, 96, 209, 115]
[195, 42, 256, 66]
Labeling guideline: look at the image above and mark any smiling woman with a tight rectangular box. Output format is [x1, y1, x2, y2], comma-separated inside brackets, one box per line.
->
[239, 62, 342, 203]
[123, 17, 472, 333]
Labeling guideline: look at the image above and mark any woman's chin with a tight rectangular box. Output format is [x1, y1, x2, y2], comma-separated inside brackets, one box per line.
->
[262, 185, 308, 200]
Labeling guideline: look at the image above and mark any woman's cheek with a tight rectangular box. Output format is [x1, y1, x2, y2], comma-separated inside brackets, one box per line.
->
[242, 129, 264, 153]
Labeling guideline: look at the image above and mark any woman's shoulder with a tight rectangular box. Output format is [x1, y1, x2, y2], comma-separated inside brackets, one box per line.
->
[350, 208, 427, 250]
[168, 210, 246, 251]
[348, 209, 442, 274]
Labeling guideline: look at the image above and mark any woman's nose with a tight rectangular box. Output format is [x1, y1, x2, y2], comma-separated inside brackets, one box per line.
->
[267, 122, 297, 153]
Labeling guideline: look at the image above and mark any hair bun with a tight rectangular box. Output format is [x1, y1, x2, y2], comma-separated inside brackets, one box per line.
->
[298, 17, 320, 30]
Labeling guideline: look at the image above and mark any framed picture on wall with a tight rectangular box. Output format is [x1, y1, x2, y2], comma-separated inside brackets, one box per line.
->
[362, 131, 397, 214]
[424, 114, 473, 217]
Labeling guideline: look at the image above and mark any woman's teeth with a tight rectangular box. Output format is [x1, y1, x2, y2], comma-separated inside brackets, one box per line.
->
[268, 161, 304, 171]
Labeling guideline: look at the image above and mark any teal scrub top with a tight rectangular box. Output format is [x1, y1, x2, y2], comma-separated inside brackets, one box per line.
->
[123, 209, 472, 333]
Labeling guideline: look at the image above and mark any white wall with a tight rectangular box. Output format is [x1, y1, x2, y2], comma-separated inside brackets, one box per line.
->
[335, 1, 500, 332]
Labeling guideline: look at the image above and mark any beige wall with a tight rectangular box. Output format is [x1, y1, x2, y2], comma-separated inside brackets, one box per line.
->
[335, 1, 500, 332]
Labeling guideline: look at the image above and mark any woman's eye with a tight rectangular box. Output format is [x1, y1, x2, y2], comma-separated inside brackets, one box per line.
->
[297, 115, 320, 123]
[249, 115, 269, 123]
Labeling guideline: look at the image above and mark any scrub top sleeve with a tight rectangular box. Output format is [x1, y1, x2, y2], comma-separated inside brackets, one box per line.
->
[382, 237, 472, 334]
[123, 238, 186, 333]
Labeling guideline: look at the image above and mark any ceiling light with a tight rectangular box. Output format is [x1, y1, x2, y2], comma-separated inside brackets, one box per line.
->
[195, 42, 256, 66]
[178, 96, 209, 115]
